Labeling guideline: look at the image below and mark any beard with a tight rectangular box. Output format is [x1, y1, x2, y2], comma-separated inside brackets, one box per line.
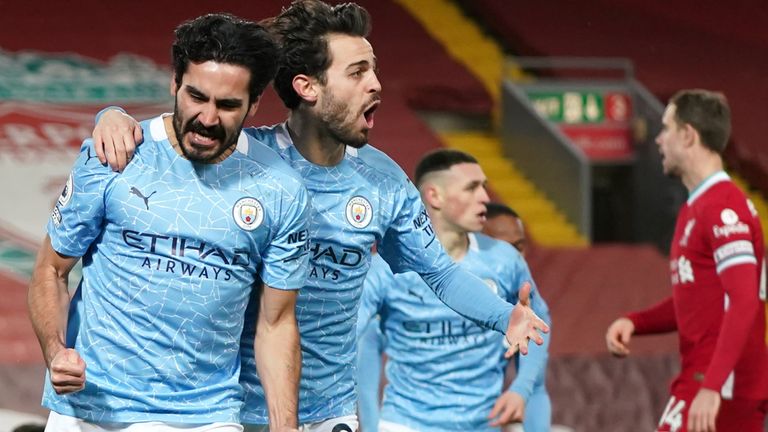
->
[172, 99, 243, 162]
[317, 92, 374, 149]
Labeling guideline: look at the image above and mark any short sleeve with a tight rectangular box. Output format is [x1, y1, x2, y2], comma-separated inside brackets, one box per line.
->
[258, 183, 311, 290]
[47, 140, 114, 257]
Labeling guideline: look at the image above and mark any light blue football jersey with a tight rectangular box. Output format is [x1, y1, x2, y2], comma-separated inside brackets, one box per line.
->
[238, 123, 515, 424]
[44, 115, 310, 423]
[358, 234, 551, 432]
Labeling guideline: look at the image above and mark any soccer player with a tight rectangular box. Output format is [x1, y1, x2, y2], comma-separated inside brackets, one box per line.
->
[605, 90, 768, 432]
[27, 14, 310, 431]
[357, 150, 551, 432]
[483, 203, 528, 256]
[91, 2, 549, 431]
[483, 202, 552, 432]
[357, 314, 386, 432]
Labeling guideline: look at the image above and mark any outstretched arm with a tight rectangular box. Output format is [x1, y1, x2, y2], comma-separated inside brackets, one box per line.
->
[27, 235, 85, 394]
[607, 296, 677, 357]
[254, 285, 301, 432]
[92, 106, 143, 172]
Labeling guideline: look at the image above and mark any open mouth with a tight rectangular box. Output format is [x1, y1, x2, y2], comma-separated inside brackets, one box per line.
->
[190, 132, 218, 147]
[185, 121, 224, 147]
[363, 101, 380, 128]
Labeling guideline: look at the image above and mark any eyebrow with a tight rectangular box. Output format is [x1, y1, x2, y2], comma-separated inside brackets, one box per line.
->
[185, 85, 244, 107]
[346, 57, 377, 70]
[465, 179, 487, 189]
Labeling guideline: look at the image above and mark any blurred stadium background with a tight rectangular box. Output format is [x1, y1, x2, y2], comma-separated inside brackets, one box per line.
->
[0, 1, 766, 430]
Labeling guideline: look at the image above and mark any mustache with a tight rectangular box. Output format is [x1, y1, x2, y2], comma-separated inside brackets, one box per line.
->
[360, 94, 382, 115]
[367, 94, 381, 106]
[184, 119, 225, 141]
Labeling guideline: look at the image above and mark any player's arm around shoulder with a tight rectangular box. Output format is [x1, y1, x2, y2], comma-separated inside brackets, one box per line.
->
[92, 106, 145, 172]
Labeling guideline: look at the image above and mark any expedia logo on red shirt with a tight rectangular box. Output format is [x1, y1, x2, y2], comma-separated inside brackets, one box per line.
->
[712, 208, 750, 238]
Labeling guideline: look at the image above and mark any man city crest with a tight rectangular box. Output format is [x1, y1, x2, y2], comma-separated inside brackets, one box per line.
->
[345, 196, 373, 228]
[233, 197, 264, 231]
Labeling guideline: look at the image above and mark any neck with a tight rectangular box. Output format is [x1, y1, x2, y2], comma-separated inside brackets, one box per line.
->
[432, 214, 469, 262]
[286, 110, 346, 166]
[682, 151, 724, 192]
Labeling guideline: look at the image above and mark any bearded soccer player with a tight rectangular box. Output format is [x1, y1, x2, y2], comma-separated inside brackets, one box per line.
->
[605, 90, 768, 432]
[357, 150, 551, 432]
[90, 1, 548, 431]
[28, 14, 309, 432]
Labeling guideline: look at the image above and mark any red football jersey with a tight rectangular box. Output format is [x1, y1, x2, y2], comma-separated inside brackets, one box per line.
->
[667, 172, 768, 399]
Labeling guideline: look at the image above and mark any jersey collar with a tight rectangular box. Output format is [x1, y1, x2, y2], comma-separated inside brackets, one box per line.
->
[687, 170, 730, 205]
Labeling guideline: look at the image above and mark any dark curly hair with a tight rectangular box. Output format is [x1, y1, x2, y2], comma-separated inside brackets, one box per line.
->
[262, 0, 371, 109]
[172, 13, 280, 104]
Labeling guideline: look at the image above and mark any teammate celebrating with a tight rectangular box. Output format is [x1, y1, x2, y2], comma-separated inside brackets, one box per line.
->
[357, 150, 551, 432]
[92, 2, 548, 430]
[606, 90, 768, 432]
[28, 14, 309, 431]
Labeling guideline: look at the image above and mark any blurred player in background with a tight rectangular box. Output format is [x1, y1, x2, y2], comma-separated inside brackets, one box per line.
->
[357, 150, 551, 432]
[606, 89, 768, 432]
[484, 202, 551, 432]
[92, 2, 548, 431]
[483, 203, 527, 256]
[28, 13, 309, 431]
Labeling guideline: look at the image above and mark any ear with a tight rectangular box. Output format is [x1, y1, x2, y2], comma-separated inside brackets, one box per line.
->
[292, 74, 319, 103]
[170, 77, 178, 97]
[421, 182, 443, 210]
[682, 123, 699, 148]
[247, 95, 261, 117]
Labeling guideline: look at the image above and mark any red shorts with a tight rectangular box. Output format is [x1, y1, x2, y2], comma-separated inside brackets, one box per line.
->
[656, 390, 768, 432]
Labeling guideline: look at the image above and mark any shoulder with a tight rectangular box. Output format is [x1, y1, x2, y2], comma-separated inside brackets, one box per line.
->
[696, 179, 751, 218]
[240, 124, 283, 152]
[235, 135, 305, 193]
[348, 143, 411, 186]
[138, 115, 172, 150]
[474, 232, 522, 259]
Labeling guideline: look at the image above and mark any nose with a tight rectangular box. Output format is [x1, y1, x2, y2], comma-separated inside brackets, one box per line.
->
[369, 71, 382, 94]
[479, 185, 490, 204]
[198, 103, 220, 127]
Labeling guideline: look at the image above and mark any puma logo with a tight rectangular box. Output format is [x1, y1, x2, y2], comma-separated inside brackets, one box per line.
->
[408, 288, 425, 303]
[129, 187, 156, 210]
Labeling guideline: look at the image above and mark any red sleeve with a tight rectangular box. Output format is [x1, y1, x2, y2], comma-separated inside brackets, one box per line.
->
[627, 296, 677, 335]
[701, 262, 762, 391]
